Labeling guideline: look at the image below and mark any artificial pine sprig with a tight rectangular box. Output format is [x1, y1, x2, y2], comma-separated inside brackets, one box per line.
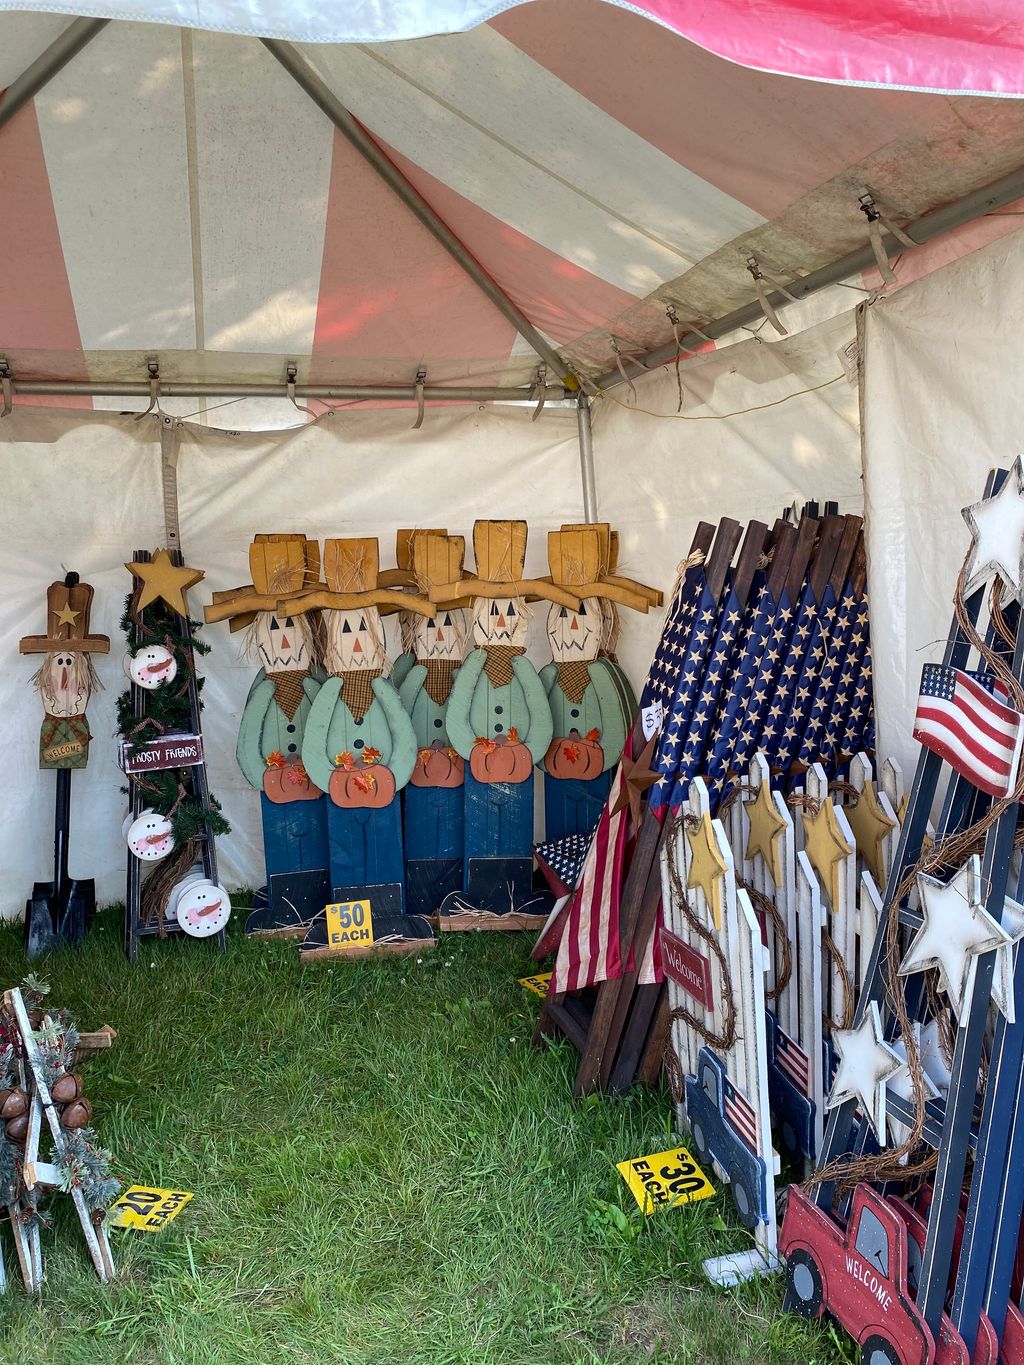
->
[59, 1128, 120, 1213]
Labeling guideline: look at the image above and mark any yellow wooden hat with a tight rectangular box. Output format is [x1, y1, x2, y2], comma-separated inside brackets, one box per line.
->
[554, 523, 663, 609]
[296, 538, 434, 618]
[204, 533, 324, 632]
[428, 519, 579, 609]
[378, 528, 449, 590]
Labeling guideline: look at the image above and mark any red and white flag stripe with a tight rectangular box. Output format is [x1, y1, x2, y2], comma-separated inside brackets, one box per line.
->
[913, 665, 1024, 799]
[775, 1030, 810, 1096]
[725, 1080, 759, 1152]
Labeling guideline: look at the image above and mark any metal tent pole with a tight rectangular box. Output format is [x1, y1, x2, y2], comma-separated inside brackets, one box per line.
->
[9, 380, 568, 403]
[595, 157, 1024, 393]
[576, 393, 598, 521]
[0, 18, 110, 132]
[261, 39, 574, 388]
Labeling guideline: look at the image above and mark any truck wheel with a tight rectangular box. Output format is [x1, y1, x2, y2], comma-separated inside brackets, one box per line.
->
[727, 1164, 758, 1230]
[785, 1249, 823, 1318]
[860, 1336, 901, 1365]
[690, 1118, 710, 1165]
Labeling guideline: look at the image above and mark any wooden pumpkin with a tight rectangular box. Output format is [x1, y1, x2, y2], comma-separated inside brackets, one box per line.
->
[329, 762, 397, 810]
[262, 762, 321, 805]
[410, 743, 465, 789]
[50, 1072, 84, 1103]
[60, 1097, 93, 1130]
[0, 1087, 28, 1119]
[470, 735, 534, 785]
[544, 733, 605, 781]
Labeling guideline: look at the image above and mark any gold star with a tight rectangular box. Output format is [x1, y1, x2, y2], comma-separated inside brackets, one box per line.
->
[802, 799, 853, 910]
[745, 781, 787, 886]
[845, 783, 897, 889]
[686, 812, 728, 929]
[126, 548, 205, 618]
[53, 603, 80, 628]
[611, 734, 659, 829]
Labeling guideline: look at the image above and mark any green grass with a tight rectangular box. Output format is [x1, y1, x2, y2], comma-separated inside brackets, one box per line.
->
[0, 907, 854, 1365]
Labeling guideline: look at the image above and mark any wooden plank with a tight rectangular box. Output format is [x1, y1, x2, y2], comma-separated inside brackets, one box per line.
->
[635, 990, 670, 1088]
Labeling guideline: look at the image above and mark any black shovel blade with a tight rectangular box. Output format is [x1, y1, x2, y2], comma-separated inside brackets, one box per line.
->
[57, 879, 96, 950]
[24, 884, 60, 960]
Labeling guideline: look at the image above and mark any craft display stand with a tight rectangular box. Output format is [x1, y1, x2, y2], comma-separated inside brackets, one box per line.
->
[123, 550, 225, 961]
[792, 468, 1024, 1359]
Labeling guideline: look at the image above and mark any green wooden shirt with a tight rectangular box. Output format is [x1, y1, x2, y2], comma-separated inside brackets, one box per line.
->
[236, 672, 322, 790]
[445, 651, 553, 764]
[538, 660, 628, 773]
[398, 663, 458, 747]
[301, 675, 418, 795]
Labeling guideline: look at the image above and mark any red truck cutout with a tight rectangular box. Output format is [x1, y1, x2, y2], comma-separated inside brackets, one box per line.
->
[782, 1182, 970, 1364]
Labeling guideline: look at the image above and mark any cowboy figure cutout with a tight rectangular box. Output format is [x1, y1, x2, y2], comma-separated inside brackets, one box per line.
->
[301, 539, 432, 916]
[539, 527, 654, 839]
[205, 534, 329, 933]
[431, 520, 579, 921]
[394, 532, 472, 915]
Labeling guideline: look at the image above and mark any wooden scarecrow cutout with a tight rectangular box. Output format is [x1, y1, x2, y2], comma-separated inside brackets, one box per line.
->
[539, 527, 655, 839]
[204, 534, 329, 933]
[430, 520, 577, 920]
[300, 538, 430, 916]
[382, 528, 448, 692]
[395, 533, 472, 915]
[20, 572, 109, 955]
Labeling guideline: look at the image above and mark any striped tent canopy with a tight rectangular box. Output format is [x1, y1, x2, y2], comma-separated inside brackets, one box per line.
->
[3, 0, 1024, 402]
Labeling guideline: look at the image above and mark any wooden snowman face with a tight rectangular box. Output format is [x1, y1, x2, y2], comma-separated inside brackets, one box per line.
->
[410, 608, 465, 662]
[126, 810, 174, 861]
[547, 599, 602, 664]
[37, 651, 92, 717]
[176, 880, 231, 937]
[472, 597, 529, 648]
[127, 643, 177, 690]
[252, 610, 312, 673]
[325, 607, 385, 673]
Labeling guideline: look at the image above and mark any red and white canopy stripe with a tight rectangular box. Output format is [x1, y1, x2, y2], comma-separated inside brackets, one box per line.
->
[4, 1, 1024, 402]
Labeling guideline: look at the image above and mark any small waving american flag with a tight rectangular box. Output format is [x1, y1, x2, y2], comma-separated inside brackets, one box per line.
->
[913, 665, 1024, 798]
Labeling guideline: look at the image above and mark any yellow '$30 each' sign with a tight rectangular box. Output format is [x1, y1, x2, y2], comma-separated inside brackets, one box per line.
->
[616, 1147, 715, 1214]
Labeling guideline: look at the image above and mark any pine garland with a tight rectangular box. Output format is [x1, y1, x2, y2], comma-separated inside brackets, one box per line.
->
[59, 1128, 120, 1213]
[117, 590, 230, 849]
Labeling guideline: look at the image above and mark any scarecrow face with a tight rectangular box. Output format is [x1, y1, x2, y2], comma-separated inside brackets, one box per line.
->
[547, 599, 602, 664]
[37, 651, 92, 717]
[410, 608, 465, 663]
[324, 607, 385, 674]
[252, 610, 312, 673]
[472, 597, 529, 649]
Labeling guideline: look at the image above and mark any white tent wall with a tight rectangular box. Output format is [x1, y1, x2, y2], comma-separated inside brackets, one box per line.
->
[0, 401, 581, 915]
[589, 309, 864, 689]
[862, 223, 1024, 779]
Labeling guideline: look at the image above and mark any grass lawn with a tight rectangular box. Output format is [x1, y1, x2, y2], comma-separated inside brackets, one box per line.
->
[0, 907, 854, 1364]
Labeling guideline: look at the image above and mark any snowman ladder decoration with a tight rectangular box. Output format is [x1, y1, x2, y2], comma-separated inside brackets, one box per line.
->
[123, 549, 229, 960]
[787, 465, 1024, 1361]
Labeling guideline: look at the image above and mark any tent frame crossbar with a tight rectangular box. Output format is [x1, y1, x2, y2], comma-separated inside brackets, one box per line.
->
[7, 380, 570, 403]
[0, 17, 109, 130]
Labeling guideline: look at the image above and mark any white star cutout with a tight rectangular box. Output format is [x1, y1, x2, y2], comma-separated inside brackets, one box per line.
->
[962, 455, 1024, 601]
[827, 1001, 902, 1142]
[899, 857, 1024, 1022]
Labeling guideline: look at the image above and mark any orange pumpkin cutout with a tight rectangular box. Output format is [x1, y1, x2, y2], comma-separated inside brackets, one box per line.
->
[329, 762, 397, 809]
[470, 734, 533, 785]
[410, 743, 465, 789]
[544, 732, 605, 781]
[263, 759, 321, 805]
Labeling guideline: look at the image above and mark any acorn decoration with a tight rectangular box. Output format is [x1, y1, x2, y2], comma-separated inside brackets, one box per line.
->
[5, 1111, 29, 1143]
[60, 1097, 93, 1130]
[50, 1072, 84, 1104]
[0, 1086, 28, 1120]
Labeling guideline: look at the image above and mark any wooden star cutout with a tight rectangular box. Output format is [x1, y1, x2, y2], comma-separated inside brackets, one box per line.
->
[827, 1001, 902, 1143]
[53, 603, 80, 628]
[962, 455, 1024, 602]
[611, 734, 659, 829]
[744, 780, 787, 886]
[685, 812, 728, 929]
[845, 783, 897, 889]
[126, 548, 205, 618]
[899, 857, 1023, 1022]
[802, 797, 853, 910]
